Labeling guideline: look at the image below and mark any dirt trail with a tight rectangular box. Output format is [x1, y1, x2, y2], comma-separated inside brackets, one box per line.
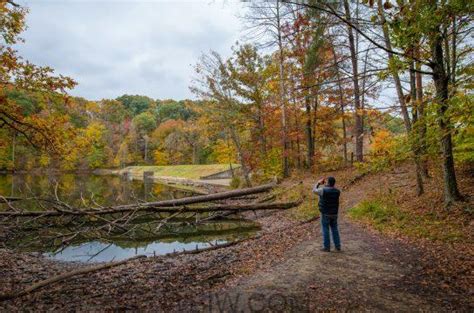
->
[203, 172, 466, 312]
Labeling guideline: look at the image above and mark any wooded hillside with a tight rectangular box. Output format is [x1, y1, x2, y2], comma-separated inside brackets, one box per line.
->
[1, 0, 472, 205]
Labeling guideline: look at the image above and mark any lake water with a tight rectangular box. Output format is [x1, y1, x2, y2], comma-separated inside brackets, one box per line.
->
[0, 173, 259, 263]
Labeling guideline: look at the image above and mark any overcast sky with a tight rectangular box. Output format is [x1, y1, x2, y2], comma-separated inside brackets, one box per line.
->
[16, 0, 244, 101]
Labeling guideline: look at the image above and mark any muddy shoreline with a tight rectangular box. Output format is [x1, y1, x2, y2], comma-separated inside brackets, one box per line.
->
[0, 207, 317, 311]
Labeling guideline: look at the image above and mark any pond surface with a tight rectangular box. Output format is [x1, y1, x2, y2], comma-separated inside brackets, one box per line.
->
[47, 240, 228, 263]
[0, 173, 193, 209]
[0, 173, 259, 263]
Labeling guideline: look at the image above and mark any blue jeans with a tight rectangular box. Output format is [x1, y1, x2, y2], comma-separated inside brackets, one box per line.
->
[321, 214, 341, 250]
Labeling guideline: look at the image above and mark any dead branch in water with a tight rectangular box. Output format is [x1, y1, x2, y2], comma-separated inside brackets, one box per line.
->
[0, 183, 277, 217]
[0, 183, 286, 253]
[0, 200, 300, 217]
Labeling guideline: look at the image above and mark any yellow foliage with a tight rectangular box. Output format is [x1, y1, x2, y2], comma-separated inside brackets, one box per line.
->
[38, 153, 50, 167]
[84, 121, 106, 144]
[210, 139, 237, 164]
[85, 101, 100, 114]
[61, 150, 78, 170]
[365, 129, 410, 172]
[370, 129, 393, 156]
[153, 150, 169, 165]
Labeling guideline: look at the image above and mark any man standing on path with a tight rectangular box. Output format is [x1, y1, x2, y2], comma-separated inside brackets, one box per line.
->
[313, 176, 341, 252]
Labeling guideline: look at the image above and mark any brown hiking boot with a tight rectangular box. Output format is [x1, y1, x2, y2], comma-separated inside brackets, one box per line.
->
[320, 248, 330, 252]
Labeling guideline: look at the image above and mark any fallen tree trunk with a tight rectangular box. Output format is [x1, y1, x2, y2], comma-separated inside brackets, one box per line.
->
[145, 201, 301, 213]
[0, 200, 300, 217]
[0, 196, 22, 203]
[111, 182, 276, 208]
[0, 183, 278, 217]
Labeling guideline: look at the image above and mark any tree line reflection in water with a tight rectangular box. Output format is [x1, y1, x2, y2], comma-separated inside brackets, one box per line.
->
[0, 174, 259, 262]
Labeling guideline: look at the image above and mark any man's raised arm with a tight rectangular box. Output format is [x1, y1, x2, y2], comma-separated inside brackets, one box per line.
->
[312, 178, 325, 196]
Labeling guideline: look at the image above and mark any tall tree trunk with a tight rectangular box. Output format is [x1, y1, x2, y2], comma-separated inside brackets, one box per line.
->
[451, 17, 457, 88]
[444, 23, 451, 83]
[229, 127, 252, 187]
[378, 0, 424, 194]
[360, 47, 371, 146]
[256, 104, 267, 158]
[11, 132, 16, 171]
[312, 94, 319, 165]
[304, 95, 314, 168]
[343, 0, 363, 162]
[226, 136, 235, 177]
[377, 0, 411, 131]
[430, 17, 461, 204]
[294, 108, 302, 168]
[330, 45, 348, 165]
[415, 53, 429, 178]
[341, 108, 348, 166]
[410, 60, 424, 196]
[296, 135, 301, 168]
[276, 0, 290, 177]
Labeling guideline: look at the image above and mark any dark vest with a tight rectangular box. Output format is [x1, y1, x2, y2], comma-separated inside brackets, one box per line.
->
[318, 187, 340, 215]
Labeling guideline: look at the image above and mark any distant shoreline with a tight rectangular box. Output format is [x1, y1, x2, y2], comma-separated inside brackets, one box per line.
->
[0, 168, 114, 175]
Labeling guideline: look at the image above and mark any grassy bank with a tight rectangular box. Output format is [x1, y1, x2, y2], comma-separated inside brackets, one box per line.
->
[122, 164, 239, 180]
[348, 164, 473, 244]
[349, 195, 466, 243]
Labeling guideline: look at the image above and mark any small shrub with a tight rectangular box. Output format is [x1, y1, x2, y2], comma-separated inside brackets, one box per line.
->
[349, 198, 399, 228]
[349, 195, 465, 242]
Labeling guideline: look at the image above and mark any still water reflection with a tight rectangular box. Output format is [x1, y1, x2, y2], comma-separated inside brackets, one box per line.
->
[0, 173, 259, 263]
[0, 173, 192, 210]
[47, 240, 227, 263]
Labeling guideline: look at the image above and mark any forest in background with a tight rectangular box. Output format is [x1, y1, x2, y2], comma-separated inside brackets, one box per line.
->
[1, 0, 472, 204]
[0, 89, 404, 171]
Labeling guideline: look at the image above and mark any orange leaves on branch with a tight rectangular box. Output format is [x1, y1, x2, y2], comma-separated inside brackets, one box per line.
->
[371, 129, 393, 156]
[1, 1, 76, 155]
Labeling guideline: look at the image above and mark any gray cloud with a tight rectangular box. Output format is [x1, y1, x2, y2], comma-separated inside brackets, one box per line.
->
[16, 0, 244, 100]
